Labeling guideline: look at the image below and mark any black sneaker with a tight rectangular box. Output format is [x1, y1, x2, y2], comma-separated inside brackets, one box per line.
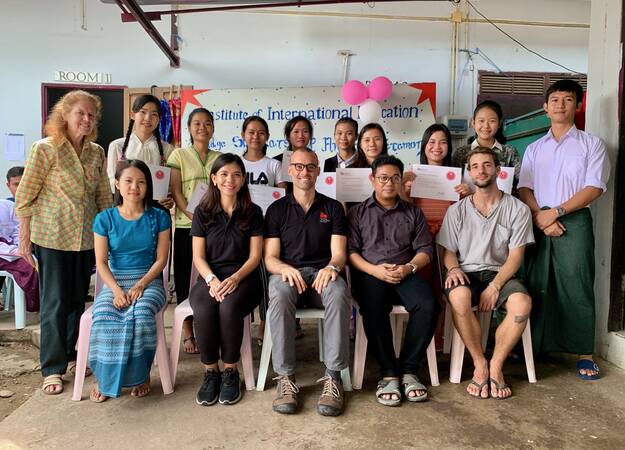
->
[196, 369, 221, 406]
[219, 368, 242, 405]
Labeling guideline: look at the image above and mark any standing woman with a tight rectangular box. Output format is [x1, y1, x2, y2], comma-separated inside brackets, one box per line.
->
[190, 153, 263, 406]
[275, 115, 314, 180]
[323, 118, 358, 172]
[107, 94, 174, 209]
[167, 108, 221, 353]
[352, 123, 389, 168]
[241, 116, 286, 189]
[89, 160, 171, 402]
[15, 90, 112, 395]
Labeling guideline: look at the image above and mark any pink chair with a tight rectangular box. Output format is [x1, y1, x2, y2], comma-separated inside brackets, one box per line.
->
[72, 262, 174, 401]
[169, 264, 255, 390]
[352, 305, 439, 390]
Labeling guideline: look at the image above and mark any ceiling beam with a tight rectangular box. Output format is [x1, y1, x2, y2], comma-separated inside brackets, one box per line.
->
[115, 0, 180, 67]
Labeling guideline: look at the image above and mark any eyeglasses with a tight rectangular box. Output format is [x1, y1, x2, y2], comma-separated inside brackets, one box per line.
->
[375, 175, 402, 184]
[290, 163, 318, 172]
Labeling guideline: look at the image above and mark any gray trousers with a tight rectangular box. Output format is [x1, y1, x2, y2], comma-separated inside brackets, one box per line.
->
[268, 267, 351, 376]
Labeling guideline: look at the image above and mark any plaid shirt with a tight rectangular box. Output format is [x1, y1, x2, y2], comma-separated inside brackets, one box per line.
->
[15, 137, 112, 251]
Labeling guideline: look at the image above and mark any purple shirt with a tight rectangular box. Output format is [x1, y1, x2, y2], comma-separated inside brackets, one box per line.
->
[518, 125, 610, 208]
[348, 194, 433, 265]
[0, 199, 20, 258]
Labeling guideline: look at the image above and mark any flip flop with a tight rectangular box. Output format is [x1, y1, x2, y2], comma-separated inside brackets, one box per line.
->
[576, 359, 600, 380]
[489, 378, 512, 400]
[183, 336, 200, 354]
[42, 374, 64, 395]
[376, 378, 402, 407]
[67, 361, 92, 378]
[90, 384, 108, 403]
[402, 374, 428, 402]
[466, 379, 489, 399]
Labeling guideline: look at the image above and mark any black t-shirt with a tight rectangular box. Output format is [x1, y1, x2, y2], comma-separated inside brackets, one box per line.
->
[264, 192, 347, 269]
[190, 203, 264, 273]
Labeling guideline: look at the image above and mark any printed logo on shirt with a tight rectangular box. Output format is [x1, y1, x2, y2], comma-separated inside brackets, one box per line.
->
[319, 212, 330, 223]
[247, 172, 269, 185]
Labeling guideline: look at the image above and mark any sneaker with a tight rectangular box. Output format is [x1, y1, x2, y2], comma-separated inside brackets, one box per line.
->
[272, 375, 299, 414]
[316, 375, 344, 416]
[196, 369, 221, 406]
[219, 368, 242, 405]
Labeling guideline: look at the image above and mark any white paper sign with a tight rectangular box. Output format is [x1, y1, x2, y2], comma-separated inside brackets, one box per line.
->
[186, 182, 209, 213]
[316, 172, 337, 199]
[3, 134, 25, 161]
[147, 164, 171, 200]
[279, 150, 292, 182]
[249, 185, 285, 215]
[410, 164, 461, 201]
[335, 168, 372, 203]
[463, 165, 514, 194]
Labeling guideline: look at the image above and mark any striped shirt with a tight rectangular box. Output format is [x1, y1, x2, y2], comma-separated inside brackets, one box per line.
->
[15, 137, 112, 251]
[166, 145, 221, 228]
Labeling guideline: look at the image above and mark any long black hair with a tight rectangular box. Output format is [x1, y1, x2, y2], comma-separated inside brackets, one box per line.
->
[352, 123, 389, 168]
[420, 123, 453, 166]
[113, 159, 153, 210]
[188, 108, 214, 144]
[473, 100, 507, 145]
[121, 94, 166, 164]
[242, 115, 270, 156]
[198, 153, 254, 228]
[284, 115, 313, 151]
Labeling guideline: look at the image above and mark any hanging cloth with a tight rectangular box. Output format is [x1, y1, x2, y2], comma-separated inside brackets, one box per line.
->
[169, 97, 182, 147]
[160, 99, 172, 144]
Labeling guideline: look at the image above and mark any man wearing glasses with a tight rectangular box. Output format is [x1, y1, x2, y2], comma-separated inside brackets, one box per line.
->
[264, 148, 351, 416]
[348, 154, 438, 407]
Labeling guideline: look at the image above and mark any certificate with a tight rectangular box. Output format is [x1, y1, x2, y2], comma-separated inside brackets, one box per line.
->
[463, 165, 514, 194]
[249, 185, 285, 215]
[279, 150, 292, 182]
[186, 182, 209, 213]
[147, 164, 171, 200]
[410, 164, 461, 201]
[316, 172, 337, 199]
[335, 168, 372, 203]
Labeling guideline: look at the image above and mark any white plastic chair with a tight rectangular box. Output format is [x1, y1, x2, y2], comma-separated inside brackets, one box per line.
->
[0, 270, 26, 329]
[352, 305, 439, 389]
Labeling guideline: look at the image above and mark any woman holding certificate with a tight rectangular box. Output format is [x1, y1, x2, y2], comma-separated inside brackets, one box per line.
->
[190, 153, 263, 406]
[167, 108, 222, 354]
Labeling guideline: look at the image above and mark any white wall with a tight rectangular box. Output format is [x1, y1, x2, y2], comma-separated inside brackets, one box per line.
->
[0, 0, 591, 195]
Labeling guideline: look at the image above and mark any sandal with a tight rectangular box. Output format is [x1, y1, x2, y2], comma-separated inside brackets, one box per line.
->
[489, 378, 512, 400]
[576, 359, 600, 380]
[67, 361, 92, 378]
[467, 379, 490, 399]
[131, 377, 151, 398]
[402, 374, 428, 402]
[183, 336, 200, 354]
[42, 374, 64, 395]
[376, 378, 402, 407]
[90, 383, 108, 403]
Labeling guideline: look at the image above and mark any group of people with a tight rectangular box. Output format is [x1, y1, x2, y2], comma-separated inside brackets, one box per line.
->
[10, 78, 608, 416]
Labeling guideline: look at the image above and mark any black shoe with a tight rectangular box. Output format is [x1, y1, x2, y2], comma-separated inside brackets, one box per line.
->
[196, 369, 221, 406]
[219, 368, 242, 405]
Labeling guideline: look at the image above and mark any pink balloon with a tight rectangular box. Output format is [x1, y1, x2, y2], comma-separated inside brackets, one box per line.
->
[368, 76, 393, 101]
[341, 80, 368, 105]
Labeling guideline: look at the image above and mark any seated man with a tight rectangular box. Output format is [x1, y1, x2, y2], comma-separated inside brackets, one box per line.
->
[0, 166, 39, 312]
[437, 147, 534, 399]
[264, 148, 351, 416]
[348, 155, 439, 406]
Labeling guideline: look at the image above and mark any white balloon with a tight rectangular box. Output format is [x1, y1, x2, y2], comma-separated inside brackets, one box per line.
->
[358, 99, 382, 123]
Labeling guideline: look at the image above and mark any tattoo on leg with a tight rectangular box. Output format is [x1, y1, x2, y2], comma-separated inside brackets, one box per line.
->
[514, 314, 529, 324]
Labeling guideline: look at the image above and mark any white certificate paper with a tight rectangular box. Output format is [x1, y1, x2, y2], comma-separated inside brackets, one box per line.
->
[410, 164, 461, 201]
[249, 185, 285, 215]
[186, 182, 209, 213]
[463, 165, 514, 194]
[147, 164, 171, 200]
[335, 168, 372, 203]
[279, 150, 292, 182]
[316, 172, 337, 199]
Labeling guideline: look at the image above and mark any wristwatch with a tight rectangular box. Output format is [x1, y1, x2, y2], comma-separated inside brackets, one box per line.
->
[555, 206, 566, 217]
[406, 262, 418, 274]
[205, 273, 216, 285]
[326, 264, 341, 273]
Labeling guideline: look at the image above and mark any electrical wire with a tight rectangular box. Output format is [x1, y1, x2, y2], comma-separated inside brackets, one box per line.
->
[465, 0, 584, 75]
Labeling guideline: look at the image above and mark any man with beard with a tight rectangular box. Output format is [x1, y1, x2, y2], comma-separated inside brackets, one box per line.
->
[437, 147, 534, 399]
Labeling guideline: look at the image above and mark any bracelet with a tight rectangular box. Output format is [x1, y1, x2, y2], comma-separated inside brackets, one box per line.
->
[326, 264, 341, 273]
[488, 281, 501, 292]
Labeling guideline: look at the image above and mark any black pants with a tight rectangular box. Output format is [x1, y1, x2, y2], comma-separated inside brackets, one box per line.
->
[189, 269, 260, 364]
[352, 270, 439, 377]
[34, 246, 94, 376]
[173, 227, 192, 304]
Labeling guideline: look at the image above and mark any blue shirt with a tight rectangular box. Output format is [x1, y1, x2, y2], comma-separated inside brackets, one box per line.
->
[93, 207, 171, 272]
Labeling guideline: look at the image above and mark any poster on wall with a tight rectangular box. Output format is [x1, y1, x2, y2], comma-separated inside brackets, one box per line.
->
[179, 83, 436, 166]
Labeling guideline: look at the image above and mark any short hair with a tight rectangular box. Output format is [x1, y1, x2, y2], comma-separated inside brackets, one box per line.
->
[545, 79, 584, 104]
[113, 159, 153, 209]
[371, 154, 404, 175]
[467, 146, 501, 167]
[44, 90, 102, 146]
[290, 147, 318, 164]
[334, 117, 358, 134]
[6, 166, 24, 181]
